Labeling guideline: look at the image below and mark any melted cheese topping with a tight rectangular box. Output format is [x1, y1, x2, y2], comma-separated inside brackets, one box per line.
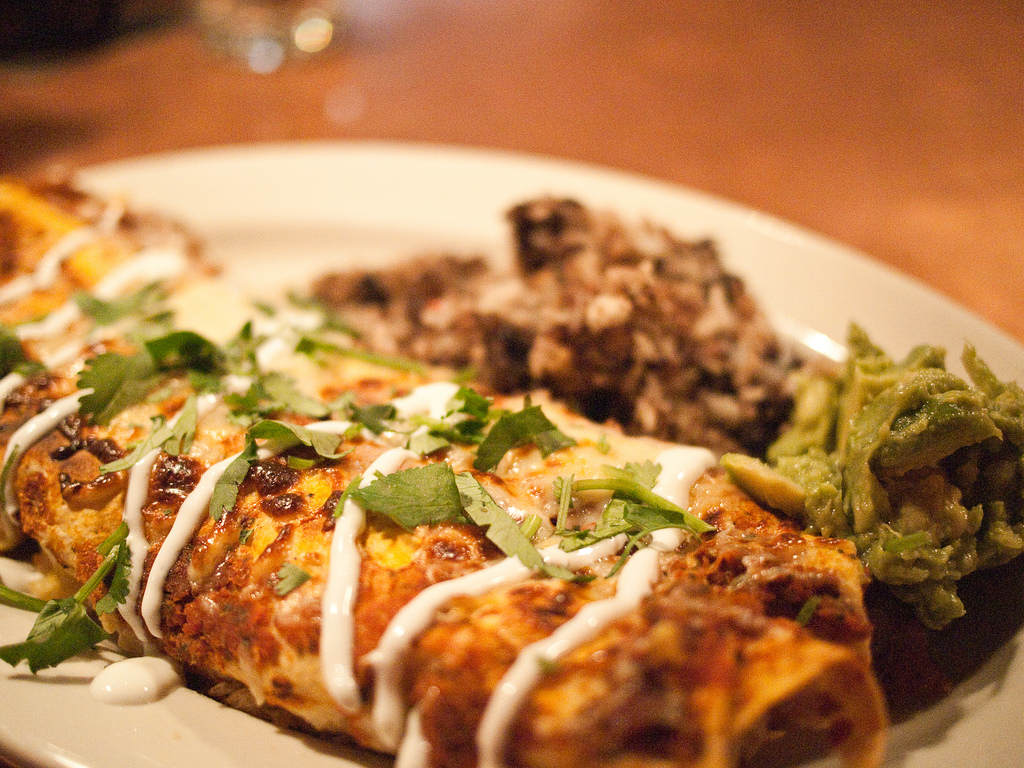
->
[0, 188, 735, 765]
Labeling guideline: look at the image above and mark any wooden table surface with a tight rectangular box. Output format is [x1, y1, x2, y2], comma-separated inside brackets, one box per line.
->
[2, 0, 1023, 343]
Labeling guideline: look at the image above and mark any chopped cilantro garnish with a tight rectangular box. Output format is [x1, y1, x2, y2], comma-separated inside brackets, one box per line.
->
[248, 420, 347, 459]
[346, 402, 397, 435]
[554, 474, 574, 530]
[0, 325, 37, 379]
[295, 335, 427, 374]
[78, 329, 227, 425]
[795, 595, 822, 626]
[400, 387, 493, 455]
[258, 373, 330, 419]
[473, 403, 576, 471]
[348, 463, 573, 580]
[350, 463, 465, 529]
[122, 422, 166, 461]
[333, 475, 362, 518]
[519, 514, 543, 540]
[209, 440, 258, 521]
[554, 467, 715, 564]
[144, 330, 224, 374]
[454, 473, 575, 580]
[407, 430, 452, 456]
[286, 455, 318, 470]
[223, 372, 330, 423]
[600, 461, 661, 490]
[570, 476, 713, 535]
[74, 282, 167, 327]
[450, 386, 492, 422]
[274, 563, 312, 596]
[100, 395, 200, 474]
[78, 350, 159, 425]
[0, 523, 130, 672]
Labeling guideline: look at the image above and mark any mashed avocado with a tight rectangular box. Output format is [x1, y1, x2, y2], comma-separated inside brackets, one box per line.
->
[727, 324, 1024, 629]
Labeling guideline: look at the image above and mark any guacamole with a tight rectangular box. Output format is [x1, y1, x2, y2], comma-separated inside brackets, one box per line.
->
[725, 325, 1024, 629]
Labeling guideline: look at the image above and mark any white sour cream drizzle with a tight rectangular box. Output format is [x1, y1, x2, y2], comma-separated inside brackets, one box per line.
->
[139, 451, 252, 638]
[321, 446, 417, 711]
[391, 382, 460, 420]
[14, 245, 188, 342]
[119, 393, 221, 645]
[369, 555, 533, 749]
[0, 373, 25, 407]
[649, 445, 717, 551]
[0, 227, 99, 307]
[375, 445, 715, 767]
[1, 389, 93, 523]
[395, 709, 430, 768]
[89, 655, 181, 705]
[475, 546, 663, 768]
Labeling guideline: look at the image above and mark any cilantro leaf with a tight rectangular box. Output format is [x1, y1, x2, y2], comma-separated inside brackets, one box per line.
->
[0, 583, 47, 613]
[450, 386, 491, 422]
[333, 475, 362, 518]
[163, 394, 199, 456]
[74, 282, 166, 327]
[295, 336, 427, 374]
[473, 404, 576, 471]
[100, 417, 173, 474]
[407, 430, 453, 456]
[571, 476, 714, 536]
[0, 599, 110, 672]
[209, 440, 258, 521]
[558, 497, 634, 552]
[350, 463, 465, 529]
[601, 461, 661, 490]
[100, 396, 201, 475]
[78, 351, 159, 425]
[0, 326, 30, 378]
[454, 472, 574, 580]
[223, 372, 330, 421]
[248, 420, 347, 459]
[0, 522, 129, 672]
[347, 402, 397, 435]
[274, 563, 312, 596]
[795, 595, 822, 626]
[554, 474, 574, 530]
[144, 330, 224, 374]
[94, 523, 131, 614]
[259, 373, 330, 419]
[79, 329, 227, 426]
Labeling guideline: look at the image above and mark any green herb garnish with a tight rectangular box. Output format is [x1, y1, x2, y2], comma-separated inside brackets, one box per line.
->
[350, 463, 465, 529]
[209, 439, 258, 521]
[454, 472, 575, 580]
[795, 595, 822, 626]
[473, 403, 576, 471]
[274, 563, 312, 596]
[74, 282, 167, 327]
[0, 523, 130, 672]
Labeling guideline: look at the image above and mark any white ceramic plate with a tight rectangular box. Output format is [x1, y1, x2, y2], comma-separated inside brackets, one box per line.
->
[1, 141, 1022, 768]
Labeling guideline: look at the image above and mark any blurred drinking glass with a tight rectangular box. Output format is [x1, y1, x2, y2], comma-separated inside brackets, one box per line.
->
[196, 0, 348, 72]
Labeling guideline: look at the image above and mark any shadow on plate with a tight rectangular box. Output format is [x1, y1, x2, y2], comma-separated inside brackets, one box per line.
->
[870, 553, 1024, 723]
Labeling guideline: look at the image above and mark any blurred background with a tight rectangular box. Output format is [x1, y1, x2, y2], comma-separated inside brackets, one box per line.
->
[0, 0, 1021, 341]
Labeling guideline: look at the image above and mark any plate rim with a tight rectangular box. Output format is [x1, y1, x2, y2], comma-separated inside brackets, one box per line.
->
[0, 139, 1021, 768]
